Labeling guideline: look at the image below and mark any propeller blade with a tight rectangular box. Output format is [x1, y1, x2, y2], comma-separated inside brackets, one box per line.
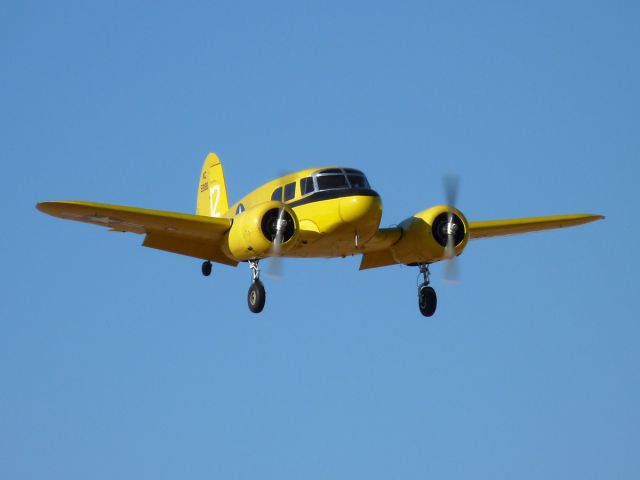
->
[444, 175, 459, 207]
[443, 175, 461, 283]
[444, 212, 456, 259]
[264, 256, 284, 279]
[443, 256, 460, 284]
[265, 205, 287, 279]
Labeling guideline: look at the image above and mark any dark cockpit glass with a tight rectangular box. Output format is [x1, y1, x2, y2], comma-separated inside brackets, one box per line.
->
[315, 168, 370, 191]
[317, 174, 348, 190]
[347, 174, 369, 189]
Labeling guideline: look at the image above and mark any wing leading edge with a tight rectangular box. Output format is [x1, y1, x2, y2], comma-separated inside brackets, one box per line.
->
[37, 201, 237, 266]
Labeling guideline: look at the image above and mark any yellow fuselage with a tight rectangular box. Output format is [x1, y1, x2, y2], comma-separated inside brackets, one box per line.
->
[226, 167, 382, 259]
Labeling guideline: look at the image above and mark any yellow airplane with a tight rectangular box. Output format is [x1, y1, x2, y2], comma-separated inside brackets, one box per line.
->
[37, 152, 603, 316]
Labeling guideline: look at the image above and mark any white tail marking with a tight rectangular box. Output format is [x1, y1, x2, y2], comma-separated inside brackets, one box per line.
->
[209, 184, 221, 217]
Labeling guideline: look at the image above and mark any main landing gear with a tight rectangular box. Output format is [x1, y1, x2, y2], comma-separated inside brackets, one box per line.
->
[417, 263, 437, 317]
[201, 259, 267, 313]
[247, 260, 266, 313]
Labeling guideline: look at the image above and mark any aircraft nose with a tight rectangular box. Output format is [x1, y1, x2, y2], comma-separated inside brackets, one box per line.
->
[339, 193, 381, 224]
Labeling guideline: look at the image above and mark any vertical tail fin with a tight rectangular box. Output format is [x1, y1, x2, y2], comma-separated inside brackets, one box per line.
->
[196, 152, 230, 217]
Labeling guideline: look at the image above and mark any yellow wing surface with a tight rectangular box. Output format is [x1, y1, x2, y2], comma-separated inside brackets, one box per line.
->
[360, 213, 603, 269]
[468, 213, 604, 239]
[37, 201, 237, 266]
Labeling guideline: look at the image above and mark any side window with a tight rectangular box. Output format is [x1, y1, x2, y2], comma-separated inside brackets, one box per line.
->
[300, 177, 314, 195]
[271, 187, 283, 202]
[283, 182, 296, 201]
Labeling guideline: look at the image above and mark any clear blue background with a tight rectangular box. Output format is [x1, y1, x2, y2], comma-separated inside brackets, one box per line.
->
[2, 1, 638, 478]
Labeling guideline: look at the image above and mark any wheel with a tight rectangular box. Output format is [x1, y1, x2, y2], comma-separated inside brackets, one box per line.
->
[247, 280, 266, 313]
[202, 261, 212, 276]
[418, 284, 437, 317]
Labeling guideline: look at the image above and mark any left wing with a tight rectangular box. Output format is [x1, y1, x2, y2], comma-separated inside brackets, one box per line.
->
[37, 201, 237, 266]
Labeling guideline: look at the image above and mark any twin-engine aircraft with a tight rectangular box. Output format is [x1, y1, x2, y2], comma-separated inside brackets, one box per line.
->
[37, 152, 603, 316]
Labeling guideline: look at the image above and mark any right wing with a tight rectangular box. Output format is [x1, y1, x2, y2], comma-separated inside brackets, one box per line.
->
[359, 213, 603, 270]
[37, 201, 237, 266]
[468, 213, 604, 239]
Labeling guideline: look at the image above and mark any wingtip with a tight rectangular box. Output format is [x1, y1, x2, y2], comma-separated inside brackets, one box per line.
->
[578, 213, 605, 222]
[36, 201, 74, 215]
[36, 201, 62, 212]
[37, 200, 86, 212]
[35, 201, 49, 212]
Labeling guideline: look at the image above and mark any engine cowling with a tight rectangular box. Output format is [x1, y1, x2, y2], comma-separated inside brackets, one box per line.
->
[390, 205, 469, 264]
[225, 201, 299, 261]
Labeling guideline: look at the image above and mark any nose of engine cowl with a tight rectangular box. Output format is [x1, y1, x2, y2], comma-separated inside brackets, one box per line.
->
[339, 192, 382, 224]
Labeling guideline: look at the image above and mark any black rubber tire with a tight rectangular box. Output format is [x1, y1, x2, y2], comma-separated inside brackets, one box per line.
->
[418, 285, 437, 317]
[248, 280, 266, 313]
[202, 261, 212, 277]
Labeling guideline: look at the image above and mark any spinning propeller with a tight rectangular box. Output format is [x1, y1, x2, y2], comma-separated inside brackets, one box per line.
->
[265, 204, 288, 279]
[443, 174, 461, 283]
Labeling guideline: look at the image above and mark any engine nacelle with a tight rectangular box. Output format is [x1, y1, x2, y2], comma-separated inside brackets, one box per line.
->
[390, 205, 469, 264]
[225, 201, 299, 261]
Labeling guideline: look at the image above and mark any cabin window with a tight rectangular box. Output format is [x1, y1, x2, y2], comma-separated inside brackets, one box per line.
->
[317, 174, 348, 191]
[283, 182, 296, 201]
[271, 187, 283, 201]
[300, 177, 315, 195]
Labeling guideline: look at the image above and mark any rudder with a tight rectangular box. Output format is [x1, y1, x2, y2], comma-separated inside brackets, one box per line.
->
[196, 152, 230, 217]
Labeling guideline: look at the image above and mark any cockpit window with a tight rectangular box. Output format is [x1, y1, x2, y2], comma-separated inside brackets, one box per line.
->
[347, 174, 369, 189]
[317, 174, 348, 190]
[314, 168, 371, 191]
[300, 177, 315, 195]
[271, 187, 283, 201]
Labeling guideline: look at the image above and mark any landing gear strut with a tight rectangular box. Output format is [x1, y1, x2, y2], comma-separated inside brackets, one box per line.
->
[417, 263, 437, 317]
[247, 260, 266, 313]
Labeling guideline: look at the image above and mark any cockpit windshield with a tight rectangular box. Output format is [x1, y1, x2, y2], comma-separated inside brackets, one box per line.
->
[317, 174, 348, 190]
[313, 168, 371, 193]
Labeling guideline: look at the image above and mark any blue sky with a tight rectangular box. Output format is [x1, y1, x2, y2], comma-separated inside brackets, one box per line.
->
[2, 1, 639, 478]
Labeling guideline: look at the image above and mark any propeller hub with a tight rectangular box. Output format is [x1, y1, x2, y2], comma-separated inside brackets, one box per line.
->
[274, 218, 288, 232]
[261, 207, 295, 244]
[432, 212, 465, 247]
[444, 222, 458, 236]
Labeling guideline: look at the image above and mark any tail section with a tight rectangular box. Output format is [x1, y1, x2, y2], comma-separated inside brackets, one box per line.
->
[196, 152, 230, 217]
